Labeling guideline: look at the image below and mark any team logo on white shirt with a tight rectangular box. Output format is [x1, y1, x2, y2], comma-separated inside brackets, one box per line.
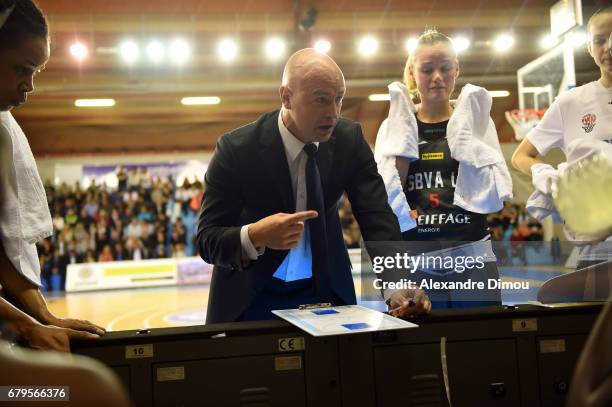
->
[581, 113, 597, 133]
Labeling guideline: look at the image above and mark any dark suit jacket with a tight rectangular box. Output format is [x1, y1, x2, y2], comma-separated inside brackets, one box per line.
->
[197, 110, 401, 323]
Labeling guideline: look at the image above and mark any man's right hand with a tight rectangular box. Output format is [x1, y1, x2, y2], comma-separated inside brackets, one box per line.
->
[18, 322, 100, 353]
[249, 211, 318, 250]
[388, 289, 431, 318]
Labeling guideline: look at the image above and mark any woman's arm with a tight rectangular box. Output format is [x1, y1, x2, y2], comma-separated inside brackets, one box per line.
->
[511, 137, 542, 176]
[0, 242, 105, 339]
[395, 156, 410, 186]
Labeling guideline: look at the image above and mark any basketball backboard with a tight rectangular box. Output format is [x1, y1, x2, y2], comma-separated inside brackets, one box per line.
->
[517, 41, 574, 112]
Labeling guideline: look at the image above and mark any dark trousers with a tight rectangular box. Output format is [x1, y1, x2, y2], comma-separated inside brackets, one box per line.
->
[239, 277, 344, 321]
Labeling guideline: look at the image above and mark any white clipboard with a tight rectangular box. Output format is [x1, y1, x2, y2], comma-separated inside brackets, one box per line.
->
[272, 304, 418, 337]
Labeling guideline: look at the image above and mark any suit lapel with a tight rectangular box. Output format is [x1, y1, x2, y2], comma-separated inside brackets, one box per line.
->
[259, 112, 295, 213]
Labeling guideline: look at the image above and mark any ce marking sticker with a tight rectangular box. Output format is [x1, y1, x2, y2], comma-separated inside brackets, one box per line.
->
[278, 337, 305, 352]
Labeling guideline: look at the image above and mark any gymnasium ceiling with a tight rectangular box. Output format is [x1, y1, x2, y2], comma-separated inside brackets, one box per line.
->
[13, 0, 599, 156]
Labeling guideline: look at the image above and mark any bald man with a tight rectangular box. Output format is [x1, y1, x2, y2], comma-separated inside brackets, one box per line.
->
[197, 49, 430, 323]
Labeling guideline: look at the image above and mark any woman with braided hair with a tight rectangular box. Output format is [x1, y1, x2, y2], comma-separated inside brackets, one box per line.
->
[0, 0, 105, 352]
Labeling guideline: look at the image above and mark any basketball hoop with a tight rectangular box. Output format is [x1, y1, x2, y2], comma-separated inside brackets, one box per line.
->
[505, 109, 545, 141]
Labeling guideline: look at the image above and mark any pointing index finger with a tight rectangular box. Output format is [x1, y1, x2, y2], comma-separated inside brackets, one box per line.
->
[287, 210, 318, 223]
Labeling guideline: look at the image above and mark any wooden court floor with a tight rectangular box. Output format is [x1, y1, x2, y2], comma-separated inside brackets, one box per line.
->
[45, 267, 563, 332]
[47, 285, 212, 331]
[46, 280, 368, 331]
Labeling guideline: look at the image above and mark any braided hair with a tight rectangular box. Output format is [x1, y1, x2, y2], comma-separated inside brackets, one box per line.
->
[0, 0, 48, 51]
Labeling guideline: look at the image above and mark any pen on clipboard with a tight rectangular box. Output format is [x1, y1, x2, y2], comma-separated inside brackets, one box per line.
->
[298, 302, 332, 310]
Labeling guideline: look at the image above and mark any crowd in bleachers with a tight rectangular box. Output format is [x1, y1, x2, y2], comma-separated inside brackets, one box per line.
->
[37, 166, 203, 291]
[487, 202, 544, 242]
[37, 166, 543, 291]
[487, 202, 547, 266]
[340, 199, 545, 246]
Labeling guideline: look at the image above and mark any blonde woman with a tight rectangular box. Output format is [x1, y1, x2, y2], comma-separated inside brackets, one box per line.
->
[375, 29, 512, 309]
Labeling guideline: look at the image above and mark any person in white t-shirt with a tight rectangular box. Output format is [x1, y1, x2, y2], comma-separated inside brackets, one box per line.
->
[512, 7, 611, 165]
[511, 7, 612, 268]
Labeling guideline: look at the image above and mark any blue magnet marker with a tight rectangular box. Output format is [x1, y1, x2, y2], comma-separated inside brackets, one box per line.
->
[342, 322, 371, 330]
[311, 309, 339, 315]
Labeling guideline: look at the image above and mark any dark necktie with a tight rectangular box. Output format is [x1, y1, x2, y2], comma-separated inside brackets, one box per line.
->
[303, 143, 332, 302]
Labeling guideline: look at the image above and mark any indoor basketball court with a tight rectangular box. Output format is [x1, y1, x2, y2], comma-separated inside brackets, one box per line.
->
[1, 0, 611, 406]
[45, 264, 571, 331]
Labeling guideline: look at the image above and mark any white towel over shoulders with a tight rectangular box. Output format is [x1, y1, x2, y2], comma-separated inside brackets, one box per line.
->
[374, 82, 513, 232]
[0, 111, 53, 285]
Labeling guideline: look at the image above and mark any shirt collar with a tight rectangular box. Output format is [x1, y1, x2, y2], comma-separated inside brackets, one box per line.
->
[278, 109, 319, 163]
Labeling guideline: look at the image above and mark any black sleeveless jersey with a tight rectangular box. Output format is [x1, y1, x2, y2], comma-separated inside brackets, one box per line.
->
[401, 118, 489, 243]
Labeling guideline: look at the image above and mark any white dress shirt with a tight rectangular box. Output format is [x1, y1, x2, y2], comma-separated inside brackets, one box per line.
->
[239, 110, 318, 280]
